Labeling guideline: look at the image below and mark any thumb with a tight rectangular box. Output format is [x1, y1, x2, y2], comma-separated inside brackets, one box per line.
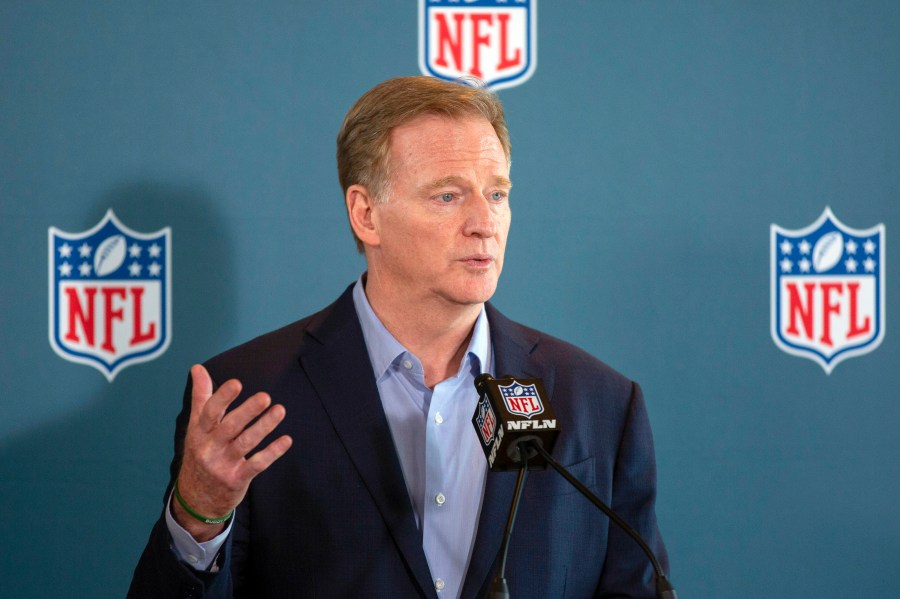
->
[189, 364, 214, 423]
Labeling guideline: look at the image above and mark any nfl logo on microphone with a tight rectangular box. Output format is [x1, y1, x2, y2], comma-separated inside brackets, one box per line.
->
[419, 0, 537, 91]
[49, 210, 172, 381]
[499, 381, 544, 418]
[474, 398, 497, 446]
[770, 208, 885, 374]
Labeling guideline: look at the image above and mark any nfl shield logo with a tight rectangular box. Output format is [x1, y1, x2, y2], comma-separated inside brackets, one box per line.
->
[499, 380, 544, 418]
[419, 0, 537, 91]
[49, 210, 172, 381]
[771, 207, 885, 374]
[474, 396, 497, 446]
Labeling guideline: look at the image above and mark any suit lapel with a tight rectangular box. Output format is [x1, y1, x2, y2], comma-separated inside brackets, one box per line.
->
[460, 304, 556, 597]
[297, 287, 437, 598]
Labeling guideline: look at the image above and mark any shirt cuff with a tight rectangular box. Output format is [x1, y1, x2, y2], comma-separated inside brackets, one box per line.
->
[164, 491, 232, 572]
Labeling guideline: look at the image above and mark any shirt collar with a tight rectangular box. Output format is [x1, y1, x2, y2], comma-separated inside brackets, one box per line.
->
[352, 275, 491, 381]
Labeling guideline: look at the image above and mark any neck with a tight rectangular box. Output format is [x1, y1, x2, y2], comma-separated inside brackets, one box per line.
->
[363, 273, 482, 388]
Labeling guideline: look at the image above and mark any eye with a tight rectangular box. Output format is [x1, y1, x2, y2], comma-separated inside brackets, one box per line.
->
[490, 191, 507, 201]
[439, 193, 454, 203]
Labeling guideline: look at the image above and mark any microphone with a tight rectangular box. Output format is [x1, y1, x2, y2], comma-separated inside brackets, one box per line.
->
[471, 373, 560, 471]
[471, 373, 677, 599]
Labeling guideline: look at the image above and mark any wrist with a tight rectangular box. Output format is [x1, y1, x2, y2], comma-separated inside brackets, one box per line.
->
[173, 478, 234, 525]
[169, 493, 229, 542]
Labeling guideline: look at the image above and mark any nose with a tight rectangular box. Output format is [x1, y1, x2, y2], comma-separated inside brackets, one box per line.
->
[463, 196, 499, 238]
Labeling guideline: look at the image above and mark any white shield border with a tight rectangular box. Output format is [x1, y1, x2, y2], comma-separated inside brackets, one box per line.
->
[48, 209, 172, 382]
[499, 380, 544, 419]
[770, 206, 885, 374]
[418, 0, 538, 91]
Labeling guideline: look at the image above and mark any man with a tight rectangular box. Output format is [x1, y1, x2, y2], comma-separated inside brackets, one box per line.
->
[130, 76, 669, 598]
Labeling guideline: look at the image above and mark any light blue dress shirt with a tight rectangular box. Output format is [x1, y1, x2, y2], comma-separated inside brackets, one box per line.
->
[167, 278, 491, 598]
[352, 279, 490, 599]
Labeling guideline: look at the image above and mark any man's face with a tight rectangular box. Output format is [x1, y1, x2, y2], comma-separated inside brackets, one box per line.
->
[368, 113, 511, 309]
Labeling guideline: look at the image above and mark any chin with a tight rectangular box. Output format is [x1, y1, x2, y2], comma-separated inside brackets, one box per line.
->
[453, 277, 499, 305]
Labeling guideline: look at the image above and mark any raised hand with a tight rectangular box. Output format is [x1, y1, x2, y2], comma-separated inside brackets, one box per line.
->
[172, 364, 293, 541]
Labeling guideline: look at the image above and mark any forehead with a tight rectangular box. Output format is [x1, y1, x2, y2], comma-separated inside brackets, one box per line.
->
[388, 114, 507, 171]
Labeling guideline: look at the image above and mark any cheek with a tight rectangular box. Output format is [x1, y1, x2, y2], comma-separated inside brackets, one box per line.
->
[497, 213, 511, 244]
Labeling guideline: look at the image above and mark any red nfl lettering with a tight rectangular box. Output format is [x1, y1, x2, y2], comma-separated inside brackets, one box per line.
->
[433, 12, 522, 79]
[506, 395, 540, 415]
[63, 285, 158, 353]
[785, 281, 872, 346]
[480, 408, 495, 440]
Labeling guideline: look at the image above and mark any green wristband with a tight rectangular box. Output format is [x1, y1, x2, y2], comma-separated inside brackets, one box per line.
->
[173, 479, 234, 525]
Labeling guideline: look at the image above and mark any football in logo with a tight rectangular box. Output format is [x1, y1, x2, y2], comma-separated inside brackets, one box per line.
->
[49, 210, 172, 381]
[95, 234, 127, 276]
[771, 207, 885, 374]
[812, 231, 843, 272]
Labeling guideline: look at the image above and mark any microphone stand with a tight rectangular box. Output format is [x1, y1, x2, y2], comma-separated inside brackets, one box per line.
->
[528, 441, 678, 599]
[489, 454, 529, 599]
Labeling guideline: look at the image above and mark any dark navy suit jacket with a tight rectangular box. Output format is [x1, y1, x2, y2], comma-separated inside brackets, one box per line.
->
[129, 285, 668, 598]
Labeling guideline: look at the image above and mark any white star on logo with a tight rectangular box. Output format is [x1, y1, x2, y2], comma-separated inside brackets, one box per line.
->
[799, 258, 811, 273]
[79, 262, 92, 276]
[59, 243, 73, 258]
[844, 257, 858, 272]
[798, 239, 811, 254]
[58, 262, 72, 277]
[128, 261, 142, 276]
[148, 262, 162, 277]
[79, 242, 93, 258]
[780, 258, 793, 273]
[148, 243, 161, 258]
[129, 243, 142, 258]
[845, 239, 858, 254]
[864, 257, 876, 272]
[780, 239, 793, 255]
[864, 238, 876, 254]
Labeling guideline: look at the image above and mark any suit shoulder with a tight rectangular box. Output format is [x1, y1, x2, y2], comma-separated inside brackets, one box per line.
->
[487, 304, 636, 401]
[207, 316, 312, 365]
[201, 290, 351, 382]
[537, 329, 634, 398]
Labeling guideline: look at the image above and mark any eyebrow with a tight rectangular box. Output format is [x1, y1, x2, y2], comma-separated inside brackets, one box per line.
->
[421, 175, 513, 192]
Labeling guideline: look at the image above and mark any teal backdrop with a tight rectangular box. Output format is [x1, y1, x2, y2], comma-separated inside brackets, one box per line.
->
[2, 2, 898, 597]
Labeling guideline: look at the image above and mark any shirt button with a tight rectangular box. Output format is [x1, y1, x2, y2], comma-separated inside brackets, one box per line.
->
[435, 578, 445, 592]
[186, 554, 199, 564]
[402, 359, 413, 370]
[434, 412, 443, 424]
[435, 492, 446, 506]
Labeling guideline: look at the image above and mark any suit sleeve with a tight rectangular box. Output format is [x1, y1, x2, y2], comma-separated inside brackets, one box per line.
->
[595, 381, 670, 598]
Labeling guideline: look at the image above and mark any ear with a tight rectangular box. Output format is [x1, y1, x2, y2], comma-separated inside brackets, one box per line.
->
[346, 184, 381, 248]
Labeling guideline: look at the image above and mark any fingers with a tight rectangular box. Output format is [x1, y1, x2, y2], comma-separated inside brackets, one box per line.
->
[220, 395, 283, 457]
[189, 364, 214, 427]
[192, 373, 291, 464]
[243, 434, 294, 477]
[210, 390, 268, 441]
[190, 364, 242, 433]
[203, 380, 245, 431]
[184, 367, 292, 489]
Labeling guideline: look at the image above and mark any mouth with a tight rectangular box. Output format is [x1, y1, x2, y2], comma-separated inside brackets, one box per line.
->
[459, 254, 495, 268]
